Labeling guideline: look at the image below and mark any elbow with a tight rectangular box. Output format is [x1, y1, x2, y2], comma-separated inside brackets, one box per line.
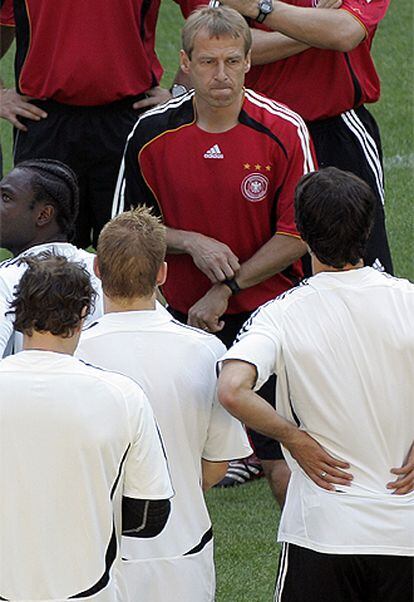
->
[217, 379, 243, 418]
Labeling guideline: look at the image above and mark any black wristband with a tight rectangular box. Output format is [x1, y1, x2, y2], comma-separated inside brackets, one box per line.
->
[222, 278, 241, 295]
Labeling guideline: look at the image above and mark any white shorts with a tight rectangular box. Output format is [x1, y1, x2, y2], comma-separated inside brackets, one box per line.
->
[121, 539, 215, 602]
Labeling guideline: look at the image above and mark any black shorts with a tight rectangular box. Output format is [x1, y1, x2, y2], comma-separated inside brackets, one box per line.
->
[13, 96, 144, 248]
[307, 104, 393, 275]
[275, 543, 414, 602]
[168, 307, 284, 461]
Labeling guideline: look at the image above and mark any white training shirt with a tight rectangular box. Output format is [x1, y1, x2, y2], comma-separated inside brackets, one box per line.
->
[221, 267, 414, 556]
[77, 305, 252, 562]
[0, 350, 173, 602]
[0, 242, 103, 357]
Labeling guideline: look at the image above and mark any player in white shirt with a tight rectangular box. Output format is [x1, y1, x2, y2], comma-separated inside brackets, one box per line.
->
[76, 207, 252, 602]
[0, 159, 103, 356]
[0, 254, 173, 602]
[218, 168, 414, 602]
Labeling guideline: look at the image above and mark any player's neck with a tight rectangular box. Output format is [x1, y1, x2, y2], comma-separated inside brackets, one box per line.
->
[195, 92, 243, 133]
[312, 256, 364, 275]
[12, 232, 68, 257]
[23, 331, 80, 356]
[104, 293, 156, 314]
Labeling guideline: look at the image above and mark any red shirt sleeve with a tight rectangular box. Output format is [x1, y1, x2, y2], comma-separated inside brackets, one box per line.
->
[0, 0, 15, 26]
[340, 0, 389, 34]
[173, 0, 208, 19]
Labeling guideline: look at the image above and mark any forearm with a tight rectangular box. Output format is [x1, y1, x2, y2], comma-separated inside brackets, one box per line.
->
[225, 1, 365, 51]
[166, 227, 195, 255]
[218, 368, 297, 445]
[251, 28, 309, 65]
[201, 460, 228, 491]
[234, 234, 306, 290]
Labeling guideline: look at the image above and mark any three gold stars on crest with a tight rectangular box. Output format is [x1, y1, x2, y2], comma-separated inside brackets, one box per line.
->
[243, 163, 272, 171]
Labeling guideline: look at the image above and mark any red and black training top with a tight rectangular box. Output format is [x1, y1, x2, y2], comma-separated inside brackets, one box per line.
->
[0, 0, 163, 105]
[177, 0, 389, 122]
[115, 90, 317, 314]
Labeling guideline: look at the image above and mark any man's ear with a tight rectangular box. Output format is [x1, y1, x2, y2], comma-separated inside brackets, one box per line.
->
[93, 255, 101, 279]
[180, 49, 191, 74]
[156, 261, 168, 287]
[36, 204, 54, 227]
[245, 49, 251, 74]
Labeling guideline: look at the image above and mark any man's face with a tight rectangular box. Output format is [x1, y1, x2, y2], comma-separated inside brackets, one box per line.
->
[0, 168, 39, 253]
[181, 30, 251, 109]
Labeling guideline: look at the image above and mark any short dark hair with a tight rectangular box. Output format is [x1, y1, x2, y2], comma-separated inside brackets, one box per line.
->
[97, 207, 166, 299]
[294, 167, 375, 268]
[16, 159, 79, 239]
[9, 254, 95, 338]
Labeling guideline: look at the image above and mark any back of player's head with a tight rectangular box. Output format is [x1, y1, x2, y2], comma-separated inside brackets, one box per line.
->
[182, 6, 252, 58]
[294, 167, 375, 268]
[10, 254, 95, 338]
[97, 207, 166, 299]
[16, 159, 79, 239]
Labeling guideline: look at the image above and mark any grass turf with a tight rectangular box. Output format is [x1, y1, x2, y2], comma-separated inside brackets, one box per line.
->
[0, 2, 413, 599]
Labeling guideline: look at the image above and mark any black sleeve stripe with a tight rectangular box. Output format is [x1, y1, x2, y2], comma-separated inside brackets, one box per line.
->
[238, 109, 288, 159]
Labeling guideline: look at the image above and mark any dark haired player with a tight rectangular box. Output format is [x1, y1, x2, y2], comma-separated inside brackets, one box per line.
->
[113, 6, 316, 503]
[0, 254, 173, 600]
[0, 159, 103, 356]
[218, 167, 414, 602]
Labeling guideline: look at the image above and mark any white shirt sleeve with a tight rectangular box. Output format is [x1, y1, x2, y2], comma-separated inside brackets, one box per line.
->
[123, 381, 174, 501]
[219, 303, 282, 390]
[202, 336, 253, 461]
[0, 276, 15, 358]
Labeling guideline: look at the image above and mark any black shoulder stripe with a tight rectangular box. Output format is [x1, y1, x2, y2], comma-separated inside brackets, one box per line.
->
[239, 110, 288, 159]
[130, 94, 195, 155]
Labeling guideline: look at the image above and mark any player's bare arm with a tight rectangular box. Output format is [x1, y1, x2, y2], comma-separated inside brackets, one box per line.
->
[132, 86, 172, 111]
[166, 227, 240, 283]
[218, 359, 353, 492]
[201, 459, 229, 491]
[220, 0, 365, 51]
[387, 442, 414, 495]
[250, 0, 341, 64]
[187, 234, 306, 331]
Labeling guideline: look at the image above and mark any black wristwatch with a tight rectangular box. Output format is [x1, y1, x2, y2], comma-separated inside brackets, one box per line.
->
[222, 278, 242, 295]
[255, 0, 273, 23]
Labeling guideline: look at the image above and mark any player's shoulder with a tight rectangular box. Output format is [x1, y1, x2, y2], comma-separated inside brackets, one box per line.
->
[167, 318, 226, 357]
[127, 91, 196, 150]
[243, 89, 307, 133]
[77, 356, 146, 400]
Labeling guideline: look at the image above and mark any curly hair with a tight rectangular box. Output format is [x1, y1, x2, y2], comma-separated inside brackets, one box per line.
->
[9, 254, 96, 338]
[16, 159, 79, 240]
[294, 167, 375, 268]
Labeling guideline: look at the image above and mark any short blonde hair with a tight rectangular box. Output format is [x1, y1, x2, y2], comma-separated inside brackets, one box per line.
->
[97, 207, 166, 299]
[182, 6, 252, 58]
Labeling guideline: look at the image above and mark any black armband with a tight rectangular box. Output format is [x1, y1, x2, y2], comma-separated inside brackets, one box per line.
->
[122, 497, 171, 538]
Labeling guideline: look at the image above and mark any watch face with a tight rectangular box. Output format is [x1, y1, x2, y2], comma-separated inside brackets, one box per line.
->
[260, 0, 272, 13]
[171, 84, 187, 98]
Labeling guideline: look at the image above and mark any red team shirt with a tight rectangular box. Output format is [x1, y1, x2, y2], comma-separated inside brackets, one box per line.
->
[0, 0, 163, 105]
[115, 90, 316, 314]
[178, 0, 389, 122]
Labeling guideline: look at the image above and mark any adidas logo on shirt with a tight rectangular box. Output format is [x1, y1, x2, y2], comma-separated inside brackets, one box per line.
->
[372, 258, 385, 272]
[203, 144, 224, 159]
